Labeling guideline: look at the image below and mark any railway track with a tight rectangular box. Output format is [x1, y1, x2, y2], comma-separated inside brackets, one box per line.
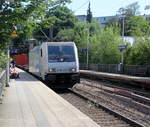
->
[58, 89, 133, 127]
[80, 76, 150, 97]
[80, 78, 150, 107]
[66, 79, 150, 127]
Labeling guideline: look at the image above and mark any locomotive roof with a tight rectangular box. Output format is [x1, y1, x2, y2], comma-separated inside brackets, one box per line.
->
[45, 42, 75, 45]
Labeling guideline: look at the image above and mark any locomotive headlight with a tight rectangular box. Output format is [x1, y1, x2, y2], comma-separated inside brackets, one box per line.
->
[49, 68, 56, 72]
[70, 68, 76, 72]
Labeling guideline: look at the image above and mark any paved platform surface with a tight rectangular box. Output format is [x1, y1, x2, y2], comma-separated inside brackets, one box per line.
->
[80, 70, 150, 85]
[0, 68, 100, 127]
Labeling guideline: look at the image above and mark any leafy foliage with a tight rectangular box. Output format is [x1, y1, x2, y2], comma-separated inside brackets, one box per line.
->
[57, 21, 123, 64]
[118, 2, 140, 17]
[0, 0, 50, 68]
[57, 29, 74, 41]
[89, 27, 122, 64]
[47, 5, 76, 41]
[33, 1, 75, 41]
[127, 16, 150, 36]
[126, 38, 150, 65]
[117, 2, 140, 36]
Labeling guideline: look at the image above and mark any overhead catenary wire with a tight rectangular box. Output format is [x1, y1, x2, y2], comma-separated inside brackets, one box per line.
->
[73, 0, 90, 12]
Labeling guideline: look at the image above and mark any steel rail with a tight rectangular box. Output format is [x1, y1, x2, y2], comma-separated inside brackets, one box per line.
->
[81, 79, 150, 107]
[69, 88, 145, 127]
[81, 77, 150, 98]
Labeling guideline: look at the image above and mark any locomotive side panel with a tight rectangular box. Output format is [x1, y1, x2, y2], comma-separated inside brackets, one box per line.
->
[29, 46, 40, 77]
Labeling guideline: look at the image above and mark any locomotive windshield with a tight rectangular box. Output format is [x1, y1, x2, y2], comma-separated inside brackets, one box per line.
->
[48, 45, 75, 62]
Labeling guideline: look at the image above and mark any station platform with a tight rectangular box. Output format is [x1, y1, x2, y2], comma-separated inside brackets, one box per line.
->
[0, 68, 100, 127]
[80, 70, 150, 87]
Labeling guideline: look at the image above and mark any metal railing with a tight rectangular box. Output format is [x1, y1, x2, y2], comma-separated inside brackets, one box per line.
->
[0, 70, 6, 103]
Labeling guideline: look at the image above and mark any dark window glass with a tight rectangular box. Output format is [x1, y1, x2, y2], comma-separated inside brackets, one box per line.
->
[48, 46, 60, 56]
[40, 49, 43, 57]
[48, 45, 75, 63]
[62, 46, 75, 56]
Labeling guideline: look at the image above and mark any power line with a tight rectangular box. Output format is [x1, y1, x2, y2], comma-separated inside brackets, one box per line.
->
[74, 0, 89, 12]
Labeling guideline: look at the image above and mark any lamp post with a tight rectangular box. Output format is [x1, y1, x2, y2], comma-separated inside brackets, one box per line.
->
[85, 28, 89, 69]
[121, 15, 125, 66]
[122, 16, 125, 40]
[117, 15, 126, 73]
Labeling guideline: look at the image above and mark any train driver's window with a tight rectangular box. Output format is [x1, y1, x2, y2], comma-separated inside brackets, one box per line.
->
[40, 49, 43, 57]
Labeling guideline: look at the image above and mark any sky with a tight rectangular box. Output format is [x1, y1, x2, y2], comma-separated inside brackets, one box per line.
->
[68, 0, 150, 17]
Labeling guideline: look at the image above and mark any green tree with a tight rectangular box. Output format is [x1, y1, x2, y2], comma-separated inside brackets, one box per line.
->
[33, 1, 75, 42]
[89, 27, 122, 64]
[127, 16, 150, 36]
[56, 29, 74, 41]
[126, 38, 150, 65]
[117, 2, 140, 36]
[0, 0, 55, 50]
[117, 2, 140, 18]
[125, 2, 140, 17]
[48, 5, 76, 41]
[0, 0, 48, 69]
[56, 20, 123, 64]
[11, 0, 72, 53]
[1, 0, 70, 68]
[86, 2, 92, 23]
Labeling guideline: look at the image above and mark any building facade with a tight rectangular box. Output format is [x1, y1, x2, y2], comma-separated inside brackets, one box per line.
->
[76, 15, 87, 22]
[76, 14, 150, 24]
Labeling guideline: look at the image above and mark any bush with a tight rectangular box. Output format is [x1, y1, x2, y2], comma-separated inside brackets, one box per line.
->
[126, 37, 150, 65]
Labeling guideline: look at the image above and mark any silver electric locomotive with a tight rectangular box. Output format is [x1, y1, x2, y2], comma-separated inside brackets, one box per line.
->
[29, 42, 80, 88]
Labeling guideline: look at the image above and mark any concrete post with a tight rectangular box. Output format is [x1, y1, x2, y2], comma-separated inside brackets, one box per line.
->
[6, 49, 10, 87]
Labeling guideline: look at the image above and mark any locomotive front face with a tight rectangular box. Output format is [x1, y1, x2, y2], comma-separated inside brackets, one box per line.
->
[47, 45, 78, 73]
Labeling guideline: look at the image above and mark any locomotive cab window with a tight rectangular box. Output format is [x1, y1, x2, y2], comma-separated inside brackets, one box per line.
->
[48, 45, 75, 63]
